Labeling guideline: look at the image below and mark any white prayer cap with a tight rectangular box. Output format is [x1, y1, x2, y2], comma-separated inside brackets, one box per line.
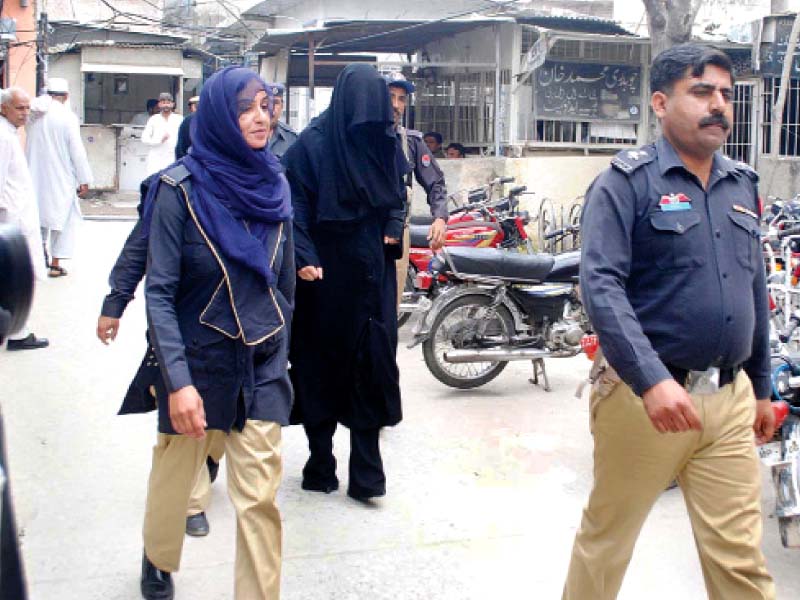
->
[47, 78, 69, 94]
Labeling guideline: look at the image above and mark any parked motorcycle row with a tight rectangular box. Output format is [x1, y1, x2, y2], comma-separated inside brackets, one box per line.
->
[759, 196, 800, 548]
[400, 177, 594, 391]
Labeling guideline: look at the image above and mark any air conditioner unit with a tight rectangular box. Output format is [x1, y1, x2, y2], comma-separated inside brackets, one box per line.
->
[0, 18, 17, 42]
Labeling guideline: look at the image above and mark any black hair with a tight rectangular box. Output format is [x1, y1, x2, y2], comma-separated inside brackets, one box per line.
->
[650, 43, 734, 94]
[446, 142, 467, 157]
[146, 98, 158, 111]
[424, 131, 443, 144]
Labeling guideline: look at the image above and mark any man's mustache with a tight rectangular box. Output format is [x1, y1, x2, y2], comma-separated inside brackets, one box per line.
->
[699, 114, 730, 129]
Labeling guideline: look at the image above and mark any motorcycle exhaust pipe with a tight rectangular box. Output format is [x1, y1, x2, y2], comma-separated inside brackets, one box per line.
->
[444, 348, 552, 363]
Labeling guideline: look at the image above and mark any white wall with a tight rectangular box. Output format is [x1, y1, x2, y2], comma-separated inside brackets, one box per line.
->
[272, 0, 490, 28]
[757, 157, 800, 200]
[47, 53, 83, 122]
[410, 155, 611, 216]
[80, 125, 117, 190]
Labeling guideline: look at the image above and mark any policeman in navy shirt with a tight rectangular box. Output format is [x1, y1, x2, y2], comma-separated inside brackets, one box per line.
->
[266, 84, 298, 159]
[563, 44, 775, 600]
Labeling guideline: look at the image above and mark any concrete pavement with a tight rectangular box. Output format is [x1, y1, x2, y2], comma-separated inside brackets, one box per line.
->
[2, 220, 799, 599]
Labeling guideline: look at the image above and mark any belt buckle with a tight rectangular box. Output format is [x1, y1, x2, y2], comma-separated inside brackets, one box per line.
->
[685, 367, 720, 395]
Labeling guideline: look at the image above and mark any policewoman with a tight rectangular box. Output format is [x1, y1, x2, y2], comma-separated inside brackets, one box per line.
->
[138, 66, 294, 600]
[563, 44, 775, 599]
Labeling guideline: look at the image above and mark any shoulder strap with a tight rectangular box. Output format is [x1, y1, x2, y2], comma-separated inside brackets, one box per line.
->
[159, 163, 191, 187]
[611, 146, 656, 177]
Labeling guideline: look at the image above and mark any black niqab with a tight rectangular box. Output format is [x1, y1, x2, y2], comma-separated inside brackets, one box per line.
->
[283, 63, 408, 224]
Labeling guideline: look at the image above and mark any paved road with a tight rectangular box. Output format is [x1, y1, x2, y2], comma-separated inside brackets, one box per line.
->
[2, 221, 798, 599]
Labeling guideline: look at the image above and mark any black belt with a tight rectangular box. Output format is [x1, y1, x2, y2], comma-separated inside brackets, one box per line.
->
[666, 364, 741, 389]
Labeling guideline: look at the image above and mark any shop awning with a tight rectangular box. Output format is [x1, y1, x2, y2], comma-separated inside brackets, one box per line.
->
[80, 63, 185, 75]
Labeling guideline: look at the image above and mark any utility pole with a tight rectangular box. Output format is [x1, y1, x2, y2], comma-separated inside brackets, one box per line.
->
[36, 11, 47, 95]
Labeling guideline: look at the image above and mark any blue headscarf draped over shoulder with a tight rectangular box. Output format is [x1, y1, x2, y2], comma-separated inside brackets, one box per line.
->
[142, 66, 292, 286]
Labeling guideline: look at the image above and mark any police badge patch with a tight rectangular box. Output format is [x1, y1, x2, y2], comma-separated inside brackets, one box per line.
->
[421, 154, 431, 167]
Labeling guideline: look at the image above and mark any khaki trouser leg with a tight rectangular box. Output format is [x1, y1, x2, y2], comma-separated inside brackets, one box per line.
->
[395, 225, 411, 309]
[225, 420, 283, 600]
[187, 436, 226, 517]
[563, 381, 698, 600]
[142, 431, 223, 572]
[679, 373, 775, 600]
[563, 374, 774, 600]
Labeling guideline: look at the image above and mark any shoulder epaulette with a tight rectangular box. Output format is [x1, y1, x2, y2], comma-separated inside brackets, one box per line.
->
[731, 158, 759, 182]
[278, 121, 297, 136]
[405, 128, 424, 139]
[160, 164, 191, 187]
[610, 146, 656, 176]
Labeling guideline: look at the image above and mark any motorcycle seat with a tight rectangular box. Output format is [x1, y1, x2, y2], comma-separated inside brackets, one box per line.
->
[409, 214, 435, 226]
[445, 247, 556, 282]
[409, 224, 431, 248]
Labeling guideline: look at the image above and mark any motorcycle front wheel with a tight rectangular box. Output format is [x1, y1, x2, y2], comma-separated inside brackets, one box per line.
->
[422, 295, 513, 389]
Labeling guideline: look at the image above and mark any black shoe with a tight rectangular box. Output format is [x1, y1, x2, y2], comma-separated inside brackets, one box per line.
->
[347, 486, 386, 503]
[140, 552, 174, 600]
[6, 334, 49, 351]
[185, 512, 210, 537]
[206, 456, 219, 484]
[301, 478, 339, 494]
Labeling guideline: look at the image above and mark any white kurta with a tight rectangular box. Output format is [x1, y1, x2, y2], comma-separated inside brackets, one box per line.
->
[141, 112, 183, 175]
[0, 117, 46, 280]
[26, 97, 93, 231]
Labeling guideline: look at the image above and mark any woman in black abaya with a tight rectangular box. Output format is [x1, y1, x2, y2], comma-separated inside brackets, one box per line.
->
[282, 64, 408, 501]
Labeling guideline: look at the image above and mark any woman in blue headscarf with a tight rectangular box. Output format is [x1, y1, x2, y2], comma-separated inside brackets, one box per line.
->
[137, 67, 293, 600]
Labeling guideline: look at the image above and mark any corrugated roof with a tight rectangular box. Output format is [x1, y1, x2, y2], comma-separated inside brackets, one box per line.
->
[251, 14, 635, 55]
[516, 15, 632, 36]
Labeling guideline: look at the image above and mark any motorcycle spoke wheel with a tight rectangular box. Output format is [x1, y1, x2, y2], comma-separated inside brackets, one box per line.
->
[422, 295, 513, 389]
[537, 198, 556, 253]
[567, 200, 583, 250]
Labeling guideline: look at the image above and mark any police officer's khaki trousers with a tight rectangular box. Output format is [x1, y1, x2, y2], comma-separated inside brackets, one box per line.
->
[563, 372, 775, 600]
[143, 420, 282, 600]
[395, 225, 411, 308]
[186, 440, 226, 516]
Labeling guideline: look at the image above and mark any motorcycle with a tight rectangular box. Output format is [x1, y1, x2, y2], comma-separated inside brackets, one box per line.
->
[408, 225, 592, 390]
[759, 222, 800, 548]
[398, 182, 533, 327]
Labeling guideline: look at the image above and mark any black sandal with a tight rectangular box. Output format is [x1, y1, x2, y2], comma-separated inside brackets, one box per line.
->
[48, 266, 68, 278]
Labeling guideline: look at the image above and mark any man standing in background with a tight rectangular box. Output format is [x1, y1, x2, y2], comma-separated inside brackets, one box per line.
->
[267, 84, 297, 159]
[384, 73, 448, 308]
[26, 78, 92, 279]
[142, 92, 182, 175]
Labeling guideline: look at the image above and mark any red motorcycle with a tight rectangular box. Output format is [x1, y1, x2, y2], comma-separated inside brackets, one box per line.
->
[398, 183, 532, 327]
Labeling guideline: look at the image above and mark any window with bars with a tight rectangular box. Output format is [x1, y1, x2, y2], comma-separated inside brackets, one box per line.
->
[723, 82, 755, 164]
[413, 70, 511, 147]
[762, 76, 800, 157]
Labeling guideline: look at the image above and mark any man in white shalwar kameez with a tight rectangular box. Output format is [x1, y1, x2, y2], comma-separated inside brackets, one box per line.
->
[26, 77, 92, 278]
[141, 92, 182, 176]
[0, 87, 48, 350]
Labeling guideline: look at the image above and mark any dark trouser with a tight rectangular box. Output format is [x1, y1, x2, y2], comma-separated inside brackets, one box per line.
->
[302, 420, 386, 496]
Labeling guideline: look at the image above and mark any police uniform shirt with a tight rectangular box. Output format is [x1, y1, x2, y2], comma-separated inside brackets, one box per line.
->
[400, 128, 449, 220]
[268, 121, 298, 160]
[581, 136, 770, 399]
